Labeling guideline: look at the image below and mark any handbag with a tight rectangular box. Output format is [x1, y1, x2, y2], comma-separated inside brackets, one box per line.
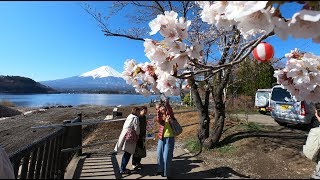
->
[125, 127, 138, 143]
[303, 127, 320, 162]
[169, 117, 183, 136]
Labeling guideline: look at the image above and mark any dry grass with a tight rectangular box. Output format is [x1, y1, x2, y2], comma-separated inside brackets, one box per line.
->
[225, 95, 256, 113]
[174, 110, 199, 141]
[0, 100, 15, 107]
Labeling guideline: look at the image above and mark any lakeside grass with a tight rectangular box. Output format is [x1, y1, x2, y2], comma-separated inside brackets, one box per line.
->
[0, 100, 15, 107]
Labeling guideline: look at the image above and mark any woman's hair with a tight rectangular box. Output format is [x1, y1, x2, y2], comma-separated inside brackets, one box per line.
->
[131, 107, 140, 115]
[140, 106, 147, 111]
[158, 104, 166, 112]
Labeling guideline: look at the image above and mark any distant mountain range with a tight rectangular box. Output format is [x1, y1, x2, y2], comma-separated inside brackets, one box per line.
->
[0, 76, 56, 94]
[0, 66, 135, 94]
[40, 66, 135, 93]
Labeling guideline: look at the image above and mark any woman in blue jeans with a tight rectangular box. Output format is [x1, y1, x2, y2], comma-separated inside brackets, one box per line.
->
[155, 100, 175, 178]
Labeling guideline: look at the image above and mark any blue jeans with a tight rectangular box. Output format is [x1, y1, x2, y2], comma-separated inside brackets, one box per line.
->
[157, 137, 175, 177]
[120, 151, 131, 172]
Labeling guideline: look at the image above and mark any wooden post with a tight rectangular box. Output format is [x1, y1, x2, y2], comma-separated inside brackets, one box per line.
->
[54, 135, 63, 179]
[76, 113, 82, 156]
[60, 120, 71, 177]
[34, 145, 45, 179]
[60, 113, 83, 177]
[20, 153, 31, 179]
[27, 148, 38, 179]
[40, 141, 50, 179]
[58, 133, 66, 179]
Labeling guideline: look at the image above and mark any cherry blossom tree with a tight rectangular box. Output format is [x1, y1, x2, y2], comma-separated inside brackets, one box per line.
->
[85, 1, 320, 150]
[274, 48, 320, 103]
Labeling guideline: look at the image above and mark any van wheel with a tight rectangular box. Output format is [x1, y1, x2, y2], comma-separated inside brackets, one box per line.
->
[275, 121, 287, 127]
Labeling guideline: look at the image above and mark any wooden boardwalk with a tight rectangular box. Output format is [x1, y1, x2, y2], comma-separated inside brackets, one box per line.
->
[66, 145, 215, 179]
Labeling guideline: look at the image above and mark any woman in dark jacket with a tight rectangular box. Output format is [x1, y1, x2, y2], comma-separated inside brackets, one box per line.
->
[132, 106, 148, 169]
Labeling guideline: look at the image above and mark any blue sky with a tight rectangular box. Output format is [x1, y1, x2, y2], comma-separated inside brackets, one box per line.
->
[0, 1, 319, 81]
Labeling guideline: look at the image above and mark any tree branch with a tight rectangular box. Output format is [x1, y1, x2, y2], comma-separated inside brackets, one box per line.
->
[102, 30, 145, 41]
[83, 2, 146, 42]
[168, 1, 173, 11]
[131, 1, 162, 12]
[182, 1, 189, 19]
[154, 1, 165, 14]
[188, 31, 273, 75]
[222, 31, 274, 68]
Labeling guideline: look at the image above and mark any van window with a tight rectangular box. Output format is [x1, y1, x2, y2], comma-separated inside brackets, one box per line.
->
[256, 91, 270, 99]
[271, 87, 293, 102]
[255, 91, 270, 107]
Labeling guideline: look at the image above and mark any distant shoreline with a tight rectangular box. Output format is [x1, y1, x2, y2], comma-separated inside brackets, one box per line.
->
[0, 93, 181, 108]
[0, 92, 139, 95]
[15, 103, 152, 110]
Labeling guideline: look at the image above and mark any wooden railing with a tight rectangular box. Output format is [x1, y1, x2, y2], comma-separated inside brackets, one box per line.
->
[7, 107, 185, 179]
[9, 114, 83, 179]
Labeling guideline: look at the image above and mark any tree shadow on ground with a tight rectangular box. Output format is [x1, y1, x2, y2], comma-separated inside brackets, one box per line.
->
[218, 125, 308, 151]
[171, 154, 251, 179]
[133, 153, 250, 179]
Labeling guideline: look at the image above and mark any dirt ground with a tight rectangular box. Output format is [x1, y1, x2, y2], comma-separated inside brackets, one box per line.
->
[0, 104, 138, 155]
[0, 104, 317, 179]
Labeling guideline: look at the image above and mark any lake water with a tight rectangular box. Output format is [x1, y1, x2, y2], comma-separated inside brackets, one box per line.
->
[0, 93, 181, 108]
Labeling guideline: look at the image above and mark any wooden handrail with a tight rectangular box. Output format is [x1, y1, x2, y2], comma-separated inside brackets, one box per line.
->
[9, 114, 83, 179]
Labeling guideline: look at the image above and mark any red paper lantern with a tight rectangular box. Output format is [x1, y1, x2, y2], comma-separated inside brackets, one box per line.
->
[253, 42, 274, 62]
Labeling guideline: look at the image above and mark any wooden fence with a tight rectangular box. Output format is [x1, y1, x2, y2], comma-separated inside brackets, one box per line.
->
[7, 108, 195, 179]
[9, 114, 82, 179]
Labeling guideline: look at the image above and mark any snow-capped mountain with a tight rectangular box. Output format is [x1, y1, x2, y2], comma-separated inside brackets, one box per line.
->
[40, 66, 134, 92]
[80, 66, 123, 79]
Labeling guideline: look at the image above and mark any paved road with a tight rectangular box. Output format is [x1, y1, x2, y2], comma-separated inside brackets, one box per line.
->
[229, 113, 278, 126]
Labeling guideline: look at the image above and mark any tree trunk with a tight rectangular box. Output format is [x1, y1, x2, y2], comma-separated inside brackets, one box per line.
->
[203, 68, 231, 149]
[203, 92, 225, 149]
[189, 77, 210, 142]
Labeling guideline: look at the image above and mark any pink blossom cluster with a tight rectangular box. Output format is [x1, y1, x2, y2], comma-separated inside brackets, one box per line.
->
[274, 48, 320, 103]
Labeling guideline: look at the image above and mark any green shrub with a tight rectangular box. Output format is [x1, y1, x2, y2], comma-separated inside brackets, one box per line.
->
[238, 122, 264, 131]
[184, 137, 201, 153]
[183, 93, 194, 106]
[217, 144, 235, 154]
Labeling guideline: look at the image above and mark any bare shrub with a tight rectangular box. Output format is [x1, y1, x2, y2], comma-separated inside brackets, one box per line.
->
[0, 100, 15, 107]
[225, 95, 255, 113]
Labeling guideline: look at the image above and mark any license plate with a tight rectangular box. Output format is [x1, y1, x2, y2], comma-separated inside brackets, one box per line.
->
[280, 105, 292, 111]
[260, 108, 266, 111]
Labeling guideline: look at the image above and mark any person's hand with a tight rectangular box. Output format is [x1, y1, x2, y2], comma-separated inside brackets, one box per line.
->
[315, 109, 320, 123]
[164, 115, 170, 122]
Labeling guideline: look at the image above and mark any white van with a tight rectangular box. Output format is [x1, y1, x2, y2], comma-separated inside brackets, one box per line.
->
[270, 85, 317, 128]
[255, 88, 272, 114]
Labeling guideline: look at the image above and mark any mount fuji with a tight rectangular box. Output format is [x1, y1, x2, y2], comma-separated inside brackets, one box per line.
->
[40, 66, 134, 93]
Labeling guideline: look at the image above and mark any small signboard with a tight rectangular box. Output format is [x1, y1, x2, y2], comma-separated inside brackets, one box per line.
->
[146, 114, 156, 140]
